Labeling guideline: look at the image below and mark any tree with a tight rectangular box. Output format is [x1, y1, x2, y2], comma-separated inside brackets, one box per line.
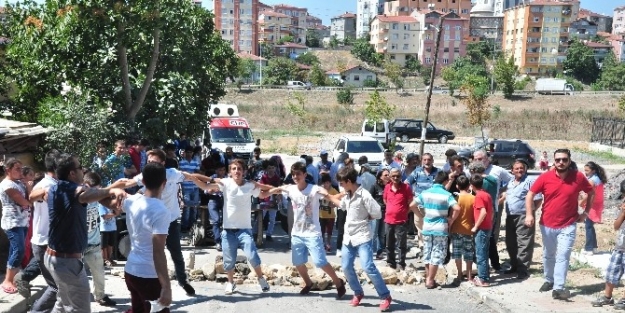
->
[296, 53, 320, 66]
[619, 95, 625, 117]
[384, 61, 404, 92]
[364, 90, 395, 126]
[305, 29, 320, 48]
[598, 51, 625, 90]
[309, 64, 327, 86]
[260, 42, 275, 59]
[441, 57, 488, 95]
[329, 35, 340, 49]
[263, 57, 297, 85]
[350, 37, 382, 67]
[336, 88, 354, 105]
[277, 35, 294, 45]
[342, 36, 354, 46]
[494, 55, 517, 98]
[404, 56, 422, 74]
[1, 0, 237, 142]
[466, 41, 494, 66]
[460, 74, 490, 141]
[420, 66, 433, 85]
[563, 39, 600, 85]
[238, 58, 256, 84]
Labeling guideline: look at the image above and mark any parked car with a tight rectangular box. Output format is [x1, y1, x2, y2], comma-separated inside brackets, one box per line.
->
[390, 119, 455, 143]
[425, 85, 449, 94]
[457, 139, 537, 169]
[361, 119, 396, 148]
[332, 135, 385, 172]
[286, 80, 311, 90]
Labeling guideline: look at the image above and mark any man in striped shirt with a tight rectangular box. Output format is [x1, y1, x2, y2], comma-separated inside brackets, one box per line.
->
[179, 146, 201, 233]
[413, 171, 460, 289]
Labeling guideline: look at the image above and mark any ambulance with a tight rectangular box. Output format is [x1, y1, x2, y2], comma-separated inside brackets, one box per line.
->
[205, 103, 259, 161]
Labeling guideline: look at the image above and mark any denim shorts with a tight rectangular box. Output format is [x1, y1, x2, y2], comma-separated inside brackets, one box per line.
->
[221, 229, 261, 271]
[423, 235, 448, 266]
[182, 188, 200, 207]
[5, 227, 27, 269]
[291, 235, 329, 268]
[606, 250, 625, 285]
[451, 233, 475, 261]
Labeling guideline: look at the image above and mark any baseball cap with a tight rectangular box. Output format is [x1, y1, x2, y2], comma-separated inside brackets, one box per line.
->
[320, 150, 328, 156]
[445, 149, 457, 157]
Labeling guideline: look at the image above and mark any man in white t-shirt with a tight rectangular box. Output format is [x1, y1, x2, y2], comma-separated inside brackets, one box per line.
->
[122, 162, 172, 312]
[192, 159, 273, 295]
[268, 162, 346, 297]
[115, 149, 208, 296]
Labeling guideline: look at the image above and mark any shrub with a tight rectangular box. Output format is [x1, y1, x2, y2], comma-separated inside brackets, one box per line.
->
[336, 88, 354, 105]
[363, 79, 377, 88]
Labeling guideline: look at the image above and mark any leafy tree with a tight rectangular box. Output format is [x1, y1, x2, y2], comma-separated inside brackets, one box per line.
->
[363, 78, 377, 88]
[494, 55, 517, 98]
[466, 41, 495, 66]
[263, 57, 297, 85]
[336, 88, 354, 105]
[563, 39, 600, 85]
[420, 66, 433, 85]
[296, 53, 320, 66]
[329, 35, 340, 49]
[238, 58, 257, 84]
[309, 64, 327, 86]
[598, 52, 625, 90]
[1, 0, 237, 142]
[404, 56, 422, 74]
[364, 90, 395, 125]
[260, 42, 275, 59]
[350, 38, 382, 67]
[441, 57, 488, 95]
[343, 36, 354, 46]
[619, 95, 625, 117]
[305, 29, 320, 48]
[277, 35, 295, 45]
[460, 74, 490, 141]
[384, 61, 404, 92]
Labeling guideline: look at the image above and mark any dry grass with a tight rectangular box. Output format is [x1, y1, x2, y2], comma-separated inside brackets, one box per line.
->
[224, 90, 619, 141]
[310, 50, 362, 72]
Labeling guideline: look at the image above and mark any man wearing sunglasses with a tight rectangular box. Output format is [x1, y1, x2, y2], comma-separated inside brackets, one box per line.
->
[525, 149, 594, 300]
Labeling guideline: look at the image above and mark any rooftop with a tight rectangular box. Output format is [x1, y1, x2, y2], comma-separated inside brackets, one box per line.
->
[237, 52, 266, 61]
[260, 10, 290, 19]
[0, 118, 51, 143]
[275, 42, 308, 49]
[273, 3, 306, 11]
[375, 15, 417, 23]
[583, 41, 613, 49]
[334, 12, 356, 19]
[579, 8, 610, 19]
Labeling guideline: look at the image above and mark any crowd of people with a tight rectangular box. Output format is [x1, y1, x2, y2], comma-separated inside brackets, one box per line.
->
[0, 135, 619, 312]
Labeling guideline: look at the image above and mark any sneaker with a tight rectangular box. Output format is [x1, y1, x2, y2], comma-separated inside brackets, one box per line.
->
[380, 296, 392, 312]
[336, 280, 346, 299]
[225, 282, 237, 295]
[591, 295, 614, 307]
[215, 242, 222, 252]
[349, 294, 364, 307]
[182, 282, 195, 296]
[259, 277, 270, 292]
[14, 272, 30, 299]
[614, 298, 625, 310]
[552, 289, 571, 300]
[96, 296, 117, 307]
[539, 282, 554, 292]
[266, 235, 273, 242]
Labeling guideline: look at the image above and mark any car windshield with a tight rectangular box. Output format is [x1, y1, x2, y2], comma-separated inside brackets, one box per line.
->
[210, 128, 254, 143]
[346, 140, 384, 153]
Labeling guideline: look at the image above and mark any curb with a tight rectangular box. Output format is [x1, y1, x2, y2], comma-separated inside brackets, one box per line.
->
[461, 284, 512, 313]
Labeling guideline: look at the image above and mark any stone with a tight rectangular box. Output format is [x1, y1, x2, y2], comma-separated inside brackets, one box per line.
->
[305, 262, 314, 270]
[236, 255, 248, 264]
[379, 266, 399, 285]
[190, 269, 204, 276]
[398, 271, 410, 284]
[215, 262, 226, 274]
[215, 255, 223, 263]
[201, 262, 216, 281]
[330, 262, 341, 271]
[111, 270, 124, 278]
[216, 276, 228, 283]
[235, 263, 251, 275]
[235, 278, 245, 285]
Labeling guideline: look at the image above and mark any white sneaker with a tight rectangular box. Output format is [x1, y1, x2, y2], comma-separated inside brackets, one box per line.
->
[258, 277, 270, 292]
[225, 282, 237, 295]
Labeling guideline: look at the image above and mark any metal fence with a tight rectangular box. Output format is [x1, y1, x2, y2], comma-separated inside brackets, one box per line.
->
[591, 117, 625, 148]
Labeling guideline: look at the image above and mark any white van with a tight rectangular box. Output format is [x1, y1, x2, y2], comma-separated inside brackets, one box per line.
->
[361, 119, 395, 148]
[287, 80, 311, 90]
[203, 103, 260, 161]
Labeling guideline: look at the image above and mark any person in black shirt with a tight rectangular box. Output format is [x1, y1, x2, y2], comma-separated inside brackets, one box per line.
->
[164, 144, 179, 169]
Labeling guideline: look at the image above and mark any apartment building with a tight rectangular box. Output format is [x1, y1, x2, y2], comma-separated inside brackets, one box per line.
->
[356, 0, 384, 38]
[494, 0, 525, 17]
[578, 8, 612, 33]
[331, 12, 357, 41]
[192, 0, 202, 7]
[412, 10, 468, 73]
[614, 6, 625, 35]
[469, 0, 504, 48]
[272, 4, 307, 44]
[569, 18, 597, 40]
[369, 15, 422, 66]
[306, 15, 322, 28]
[382, 0, 472, 19]
[502, 0, 580, 76]
[583, 41, 612, 67]
[610, 34, 625, 63]
[259, 10, 292, 45]
[214, 0, 259, 54]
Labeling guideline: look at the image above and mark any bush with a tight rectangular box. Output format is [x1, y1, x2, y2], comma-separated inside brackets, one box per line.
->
[565, 77, 585, 91]
[514, 76, 532, 90]
[363, 79, 377, 88]
[336, 88, 354, 105]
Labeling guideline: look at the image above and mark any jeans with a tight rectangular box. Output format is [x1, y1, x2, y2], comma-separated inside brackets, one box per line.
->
[263, 210, 277, 236]
[584, 218, 597, 251]
[475, 229, 491, 282]
[291, 235, 328, 267]
[541, 224, 576, 290]
[44, 254, 90, 313]
[5, 227, 27, 269]
[385, 222, 408, 267]
[21, 253, 41, 281]
[370, 219, 381, 253]
[208, 196, 224, 242]
[31, 244, 57, 313]
[341, 241, 390, 298]
[221, 229, 262, 271]
[82, 245, 105, 301]
[181, 188, 200, 230]
[166, 220, 187, 286]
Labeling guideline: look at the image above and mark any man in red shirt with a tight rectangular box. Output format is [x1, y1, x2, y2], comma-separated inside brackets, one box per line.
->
[525, 149, 594, 300]
[127, 139, 146, 178]
[383, 168, 413, 270]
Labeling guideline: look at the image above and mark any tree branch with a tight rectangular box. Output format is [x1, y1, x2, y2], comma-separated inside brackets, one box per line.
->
[128, 26, 160, 118]
[117, 20, 133, 112]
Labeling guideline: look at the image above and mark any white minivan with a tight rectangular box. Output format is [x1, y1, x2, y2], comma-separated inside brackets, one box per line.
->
[361, 119, 395, 148]
[287, 80, 311, 90]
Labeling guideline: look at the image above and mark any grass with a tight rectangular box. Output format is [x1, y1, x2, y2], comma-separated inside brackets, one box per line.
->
[255, 129, 322, 140]
[569, 259, 594, 271]
[573, 148, 625, 164]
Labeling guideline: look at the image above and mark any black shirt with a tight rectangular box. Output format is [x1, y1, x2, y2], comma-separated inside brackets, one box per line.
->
[47, 181, 87, 254]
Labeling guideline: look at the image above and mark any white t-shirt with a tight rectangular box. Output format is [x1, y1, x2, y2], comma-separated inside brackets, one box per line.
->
[31, 175, 57, 246]
[284, 184, 323, 237]
[123, 194, 170, 279]
[134, 168, 185, 222]
[219, 178, 260, 229]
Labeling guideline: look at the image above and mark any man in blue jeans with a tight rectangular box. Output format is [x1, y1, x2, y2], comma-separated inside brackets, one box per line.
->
[207, 163, 226, 251]
[179, 147, 201, 233]
[525, 149, 594, 300]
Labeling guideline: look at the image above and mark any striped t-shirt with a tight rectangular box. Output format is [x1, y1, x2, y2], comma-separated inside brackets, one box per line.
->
[178, 159, 200, 190]
[415, 184, 457, 236]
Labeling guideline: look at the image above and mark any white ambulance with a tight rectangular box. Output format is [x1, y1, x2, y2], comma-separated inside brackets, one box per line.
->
[205, 103, 259, 161]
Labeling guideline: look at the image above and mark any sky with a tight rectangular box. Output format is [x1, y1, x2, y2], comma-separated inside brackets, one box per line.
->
[20, 0, 625, 25]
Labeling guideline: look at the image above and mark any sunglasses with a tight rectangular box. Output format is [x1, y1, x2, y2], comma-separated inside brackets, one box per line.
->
[554, 158, 569, 163]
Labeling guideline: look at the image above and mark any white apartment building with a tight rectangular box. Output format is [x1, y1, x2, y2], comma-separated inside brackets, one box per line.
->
[356, 0, 384, 38]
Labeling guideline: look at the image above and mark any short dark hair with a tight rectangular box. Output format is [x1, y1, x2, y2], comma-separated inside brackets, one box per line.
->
[44, 149, 61, 173]
[291, 161, 307, 174]
[139, 139, 150, 147]
[215, 162, 226, 170]
[470, 174, 484, 189]
[229, 159, 247, 171]
[320, 172, 332, 184]
[55, 154, 78, 181]
[553, 148, 571, 158]
[358, 155, 368, 164]
[305, 155, 313, 165]
[434, 170, 448, 184]
[337, 167, 358, 184]
[253, 147, 261, 153]
[456, 175, 470, 190]
[164, 143, 176, 152]
[114, 139, 125, 147]
[147, 149, 167, 162]
[4, 158, 21, 170]
[142, 162, 167, 190]
[449, 155, 463, 166]
[84, 172, 102, 187]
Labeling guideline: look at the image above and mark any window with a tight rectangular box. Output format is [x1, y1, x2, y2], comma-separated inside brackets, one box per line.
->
[461, 9, 469, 14]
[444, 34, 450, 41]
[455, 33, 460, 40]
[551, 37, 557, 43]
[444, 48, 449, 52]
[391, 43, 397, 50]
[403, 44, 409, 50]
[392, 23, 398, 30]
[354, 75, 360, 81]
[336, 139, 347, 150]
[366, 75, 373, 81]
[442, 58, 449, 64]
[392, 33, 399, 39]
[533, 17, 539, 22]
[455, 25, 461, 31]
[540, 57, 546, 63]
[444, 25, 450, 30]
[426, 34, 431, 40]
[426, 47, 432, 52]
[550, 58, 555, 63]
[404, 33, 409, 40]
[390, 54, 396, 60]
[454, 47, 460, 53]
[404, 24, 410, 30]
[425, 57, 431, 64]
[543, 27, 549, 32]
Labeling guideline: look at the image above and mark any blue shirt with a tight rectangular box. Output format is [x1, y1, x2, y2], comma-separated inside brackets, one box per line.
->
[505, 175, 542, 215]
[415, 184, 457, 236]
[179, 159, 200, 190]
[86, 202, 101, 245]
[99, 204, 117, 232]
[48, 181, 87, 254]
[405, 166, 440, 196]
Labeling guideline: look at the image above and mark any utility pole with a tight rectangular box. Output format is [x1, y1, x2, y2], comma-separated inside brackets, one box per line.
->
[419, 14, 445, 157]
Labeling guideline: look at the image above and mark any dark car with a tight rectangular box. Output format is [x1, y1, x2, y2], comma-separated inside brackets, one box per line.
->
[391, 119, 455, 143]
[457, 139, 537, 169]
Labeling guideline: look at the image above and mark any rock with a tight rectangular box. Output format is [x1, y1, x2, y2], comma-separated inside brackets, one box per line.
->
[310, 274, 332, 291]
[404, 274, 417, 285]
[305, 262, 314, 270]
[202, 262, 216, 281]
[235, 263, 251, 275]
[168, 269, 176, 280]
[236, 255, 248, 264]
[190, 269, 204, 276]
[414, 273, 424, 284]
[289, 277, 304, 286]
[379, 266, 399, 285]
[215, 255, 223, 263]
[284, 265, 299, 277]
[215, 261, 226, 274]
[398, 271, 410, 284]
[435, 268, 448, 284]
[330, 262, 341, 271]
[235, 278, 245, 285]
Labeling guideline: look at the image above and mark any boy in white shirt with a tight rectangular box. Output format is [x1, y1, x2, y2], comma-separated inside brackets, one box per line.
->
[268, 162, 346, 297]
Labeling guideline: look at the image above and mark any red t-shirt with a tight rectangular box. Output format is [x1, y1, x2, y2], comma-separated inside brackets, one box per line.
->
[473, 190, 493, 231]
[530, 169, 592, 229]
[127, 147, 141, 178]
[383, 182, 413, 225]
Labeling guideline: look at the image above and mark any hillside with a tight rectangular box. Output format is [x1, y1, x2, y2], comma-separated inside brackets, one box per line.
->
[309, 49, 362, 72]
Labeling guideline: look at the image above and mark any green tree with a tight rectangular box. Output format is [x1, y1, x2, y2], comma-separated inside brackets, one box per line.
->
[619, 95, 625, 117]
[329, 35, 340, 49]
[277, 35, 294, 45]
[563, 39, 600, 85]
[1, 0, 237, 142]
[420, 66, 433, 85]
[309, 64, 327, 86]
[350, 37, 382, 67]
[384, 61, 404, 92]
[466, 41, 495, 66]
[441, 57, 488, 95]
[305, 29, 320, 48]
[460, 74, 490, 140]
[342, 36, 354, 46]
[364, 90, 395, 126]
[404, 56, 422, 74]
[263, 57, 297, 85]
[260, 42, 275, 59]
[296, 53, 320, 66]
[598, 52, 625, 90]
[336, 88, 354, 105]
[238, 58, 257, 84]
[494, 55, 518, 98]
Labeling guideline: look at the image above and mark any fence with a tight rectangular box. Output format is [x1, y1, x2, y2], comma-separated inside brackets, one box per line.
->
[591, 117, 625, 148]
